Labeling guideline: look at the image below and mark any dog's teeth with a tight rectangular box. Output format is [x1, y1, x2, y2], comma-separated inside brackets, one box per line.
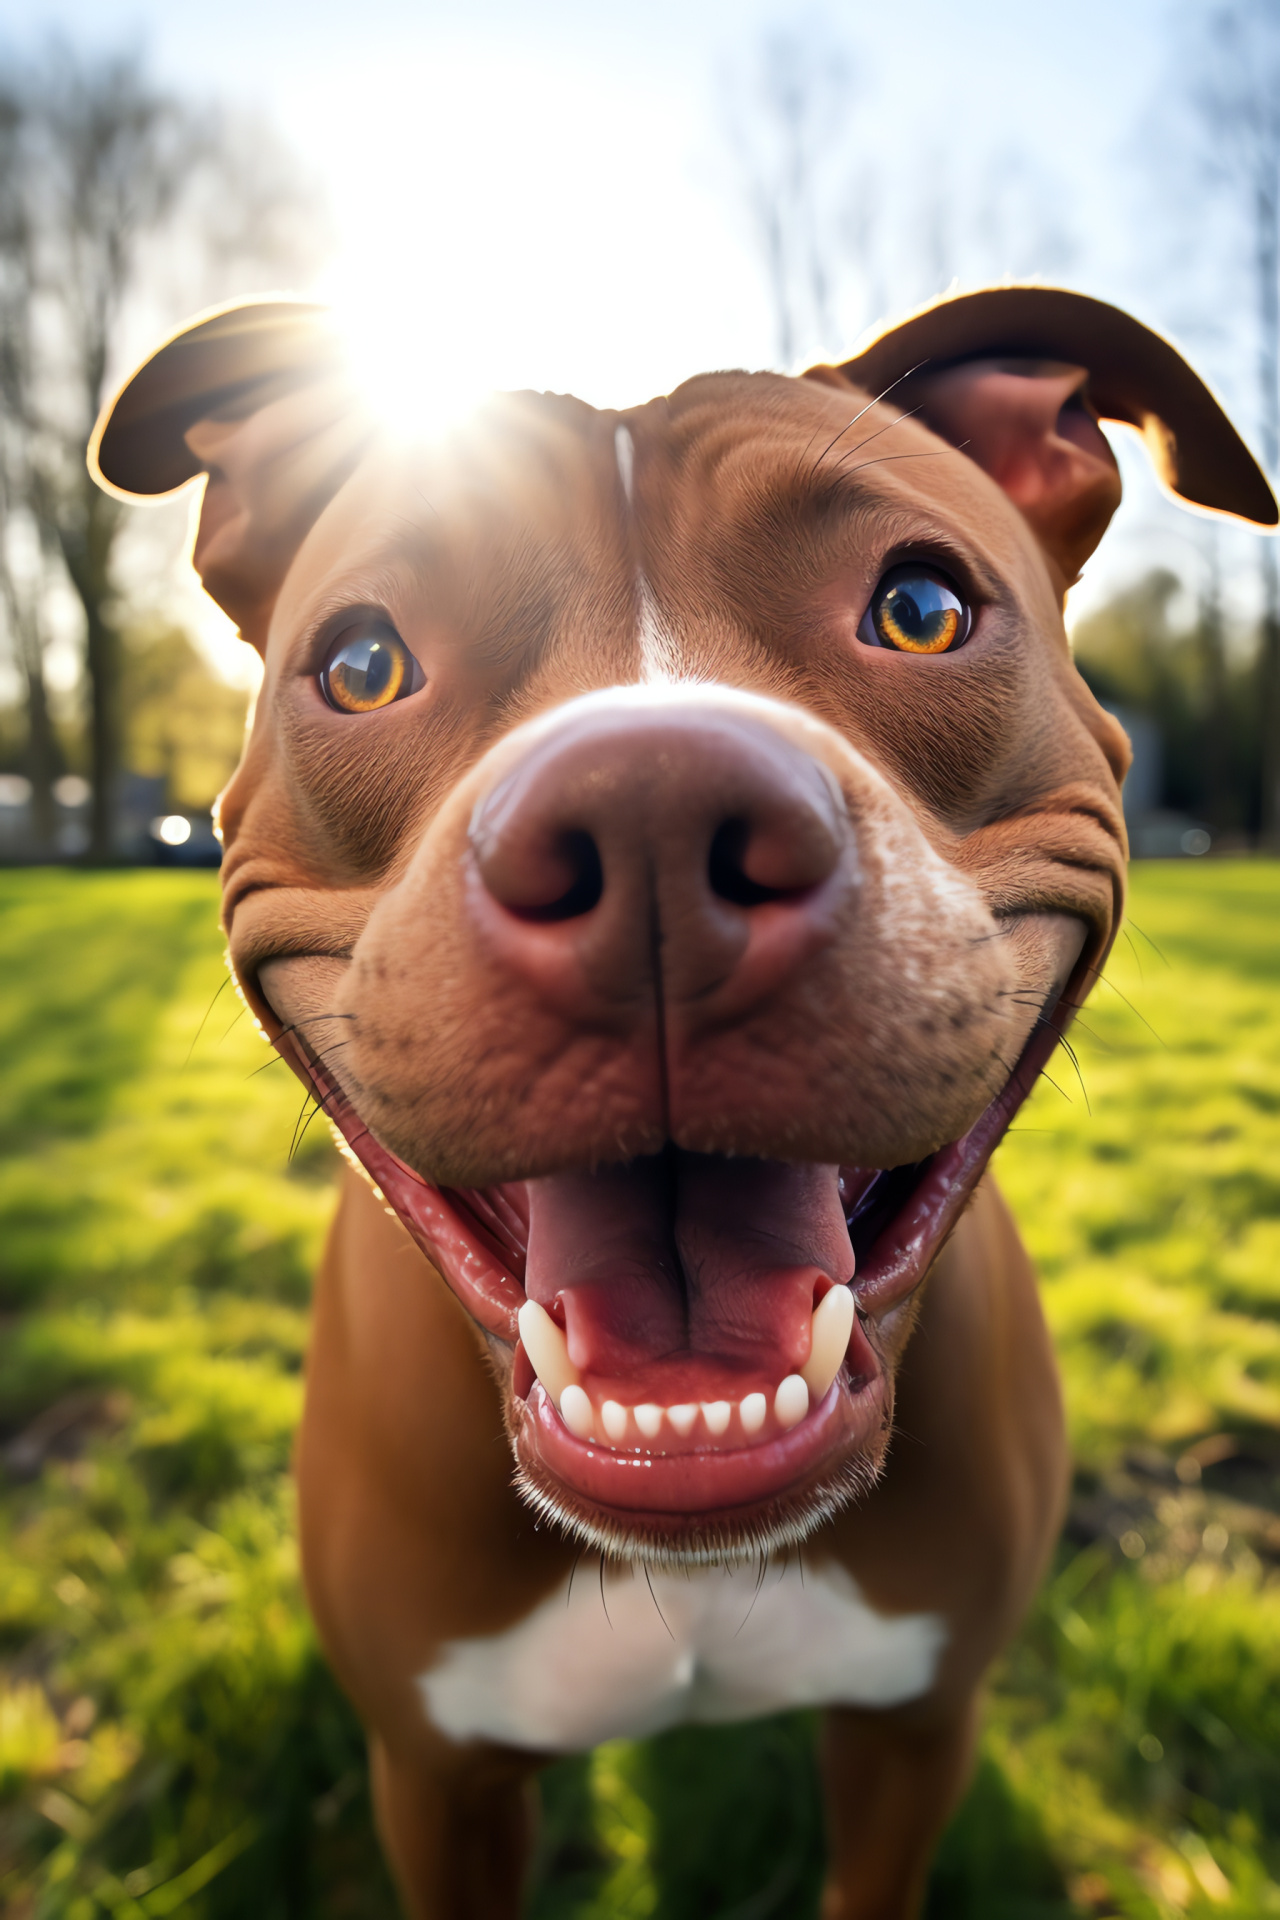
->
[801, 1284, 855, 1400]
[517, 1299, 581, 1403]
[774, 1374, 809, 1429]
[667, 1404, 698, 1435]
[739, 1392, 767, 1434]
[601, 1400, 629, 1442]
[634, 1403, 663, 1438]
[701, 1400, 732, 1435]
[559, 1383, 595, 1439]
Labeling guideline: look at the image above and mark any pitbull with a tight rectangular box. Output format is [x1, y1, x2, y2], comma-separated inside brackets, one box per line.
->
[92, 284, 1274, 1918]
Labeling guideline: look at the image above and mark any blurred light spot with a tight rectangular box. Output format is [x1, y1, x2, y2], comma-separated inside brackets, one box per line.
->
[0, 773, 32, 806]
[1119, 1529, 1146, 1559]
[1138, 1733, 1163, 1762]
[1202, 1521, 1229, 1556]
[53, 774, 91, 808]
[334, 298, 495, 447]
[1181, 827, 1211, 856]
[151, 814, 192, 846]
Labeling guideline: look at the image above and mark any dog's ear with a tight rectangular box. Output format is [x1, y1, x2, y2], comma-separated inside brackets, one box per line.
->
[813, 285, 1278, 590]
[90, 299, 375, 651]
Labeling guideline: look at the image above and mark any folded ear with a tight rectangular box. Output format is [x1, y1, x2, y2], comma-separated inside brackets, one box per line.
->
[90, 298, 376, 650]
[811, 285, 1278, 590]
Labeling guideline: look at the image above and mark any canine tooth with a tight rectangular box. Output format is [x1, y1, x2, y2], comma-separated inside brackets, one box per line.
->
[702, 1400, 732, 1435]
[801, 1284, 855, 1400]
[774, 1374, 810, 1429]
[601, 1400, 629, 1442]
[517, 1300, 580, 1404]
[634, 1403, 663, 1438]
[739, 1392, 767, 1434]
[559, 1384, 595, 1439]
[667, 1404, 698, 1435]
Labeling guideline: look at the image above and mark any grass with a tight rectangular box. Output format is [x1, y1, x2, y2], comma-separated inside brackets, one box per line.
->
[0, 863, 1278, 1917]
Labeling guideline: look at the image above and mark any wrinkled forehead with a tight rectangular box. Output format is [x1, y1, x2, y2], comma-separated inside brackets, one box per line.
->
[270, 366, 1045, 647]
[269, 388, 625, 637]
[619, 370, 1046, 583]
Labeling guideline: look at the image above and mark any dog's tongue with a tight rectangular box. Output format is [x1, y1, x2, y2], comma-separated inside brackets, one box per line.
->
[524, 1152, 852, 1394]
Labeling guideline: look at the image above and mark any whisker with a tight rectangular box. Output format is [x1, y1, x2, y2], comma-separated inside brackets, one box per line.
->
[246, 1055, 286, 1080]
[1064, 1013, 1113, 1053]
[734, 1552, 771, 1637]
[1044, 1020, 1091, 1114]
[643, 1563, 674, 1639]
[288, 1086, 314, 1160]
[219, 1005, 246, 1044]
[837, 442, 971, 483]
[1126, 918, 1171, 967]
[829, 405, 923, 472]
[800, 360, 930, 482]
[1084, 966, 1168, 1047]
[290, 1080, 347, 1160]
[599, 1554, 612, 1629]
[183, 974, 230, 1068]
[291, 1099, 334, 1157]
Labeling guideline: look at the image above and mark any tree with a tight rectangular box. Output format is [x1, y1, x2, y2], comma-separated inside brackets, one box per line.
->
[1188, 0, 1280, 846]
[725, 30, 857, 368]
[724, 27, 1076, 374]
[0, 45, 326, 860]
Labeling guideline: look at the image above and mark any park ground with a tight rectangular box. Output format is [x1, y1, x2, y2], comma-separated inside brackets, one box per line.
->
[1, 863, 1279, 1918]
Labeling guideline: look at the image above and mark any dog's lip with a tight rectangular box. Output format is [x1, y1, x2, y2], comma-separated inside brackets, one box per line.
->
[283, 1008, 1063, 1527]
[517, 1373, 881, 1517]
[287, 1002, 1067, 1348]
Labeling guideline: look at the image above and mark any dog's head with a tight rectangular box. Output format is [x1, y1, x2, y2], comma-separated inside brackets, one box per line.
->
[93, 286, 1273, 1564]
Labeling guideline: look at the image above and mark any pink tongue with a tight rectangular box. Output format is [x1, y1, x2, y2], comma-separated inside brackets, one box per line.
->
[524, 1153, 852, 1382]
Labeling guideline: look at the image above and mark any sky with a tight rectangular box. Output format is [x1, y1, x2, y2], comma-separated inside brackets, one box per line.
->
[1, 0, 1265, 680]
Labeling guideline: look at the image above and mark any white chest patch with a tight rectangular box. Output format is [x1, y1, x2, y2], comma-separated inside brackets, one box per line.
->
[417, 1559, 947, 1752]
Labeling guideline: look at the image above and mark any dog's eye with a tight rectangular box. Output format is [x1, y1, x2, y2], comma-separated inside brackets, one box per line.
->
[320, 623, 419, 713]
[859, 566, 971, 655]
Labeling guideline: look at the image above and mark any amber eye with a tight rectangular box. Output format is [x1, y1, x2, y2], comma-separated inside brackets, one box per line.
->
[859, 566, 972, 655]
[320, 623, 418, 712]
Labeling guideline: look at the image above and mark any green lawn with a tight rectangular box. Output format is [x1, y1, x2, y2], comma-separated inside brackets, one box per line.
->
[0, 864, 1278, 1919]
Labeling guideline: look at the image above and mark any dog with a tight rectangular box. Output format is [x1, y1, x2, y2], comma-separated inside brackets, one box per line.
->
[92, 284, 1274, 1919]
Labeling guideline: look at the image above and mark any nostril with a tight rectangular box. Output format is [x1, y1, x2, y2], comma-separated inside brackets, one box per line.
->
[517, 829, 604, 922]
[708, 807, 840, 908]
[708, 819, 796, 907]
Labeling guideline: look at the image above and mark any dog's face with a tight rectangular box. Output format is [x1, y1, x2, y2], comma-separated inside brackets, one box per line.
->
[93, 290, 1271, 1564]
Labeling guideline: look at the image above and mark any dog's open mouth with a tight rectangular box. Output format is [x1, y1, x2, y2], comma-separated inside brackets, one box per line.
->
[284, 1009, 1065, 1558]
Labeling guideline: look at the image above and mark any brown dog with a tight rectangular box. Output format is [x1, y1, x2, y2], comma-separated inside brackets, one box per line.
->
[93, 286, 1273, 1919]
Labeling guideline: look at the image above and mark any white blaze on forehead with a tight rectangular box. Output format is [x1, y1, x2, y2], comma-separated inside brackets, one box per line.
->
[416, 1558, 946, 1752]
[637, 579, 685, 683]
[614, 421, 687, 684]
[614, 423, 636, 506]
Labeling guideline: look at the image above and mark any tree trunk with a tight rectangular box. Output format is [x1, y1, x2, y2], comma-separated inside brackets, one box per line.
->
[54, 483, 121, 863]
[1255, 174, 1280, 848]
[1197, 531, 1236, 832]
[1260, 539, 1280, 847]
[21, 629, 61, 855]
[83, 596, 119, 861]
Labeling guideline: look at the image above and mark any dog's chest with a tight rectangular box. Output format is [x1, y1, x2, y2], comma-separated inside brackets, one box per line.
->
[416, 1559, 947, 1752]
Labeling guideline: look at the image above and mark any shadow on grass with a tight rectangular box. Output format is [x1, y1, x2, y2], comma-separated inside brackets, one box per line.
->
[528, 1717, 1071, 1920]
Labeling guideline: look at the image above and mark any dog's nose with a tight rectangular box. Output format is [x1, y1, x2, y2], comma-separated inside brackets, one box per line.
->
[467, 699, 853, 1023]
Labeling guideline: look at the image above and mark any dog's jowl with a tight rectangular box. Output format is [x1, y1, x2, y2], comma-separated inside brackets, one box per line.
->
[92, 286, 1275, 1919]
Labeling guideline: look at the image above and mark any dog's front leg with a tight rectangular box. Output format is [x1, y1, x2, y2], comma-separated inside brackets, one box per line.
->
[818, 1696, 978, 1920]
[370, 1734, 542, 1920]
